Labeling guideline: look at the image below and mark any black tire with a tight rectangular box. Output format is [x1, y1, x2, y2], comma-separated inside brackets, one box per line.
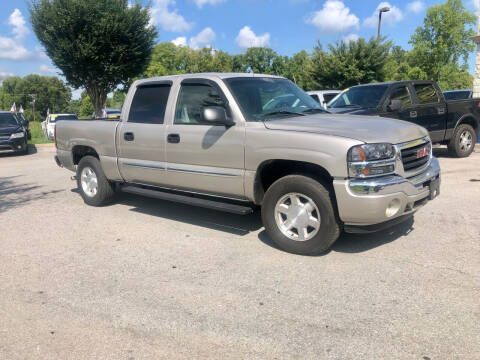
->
[261, 175, 340, 255]
[448, 124, 476, 158]
[76, 155, 115, 206]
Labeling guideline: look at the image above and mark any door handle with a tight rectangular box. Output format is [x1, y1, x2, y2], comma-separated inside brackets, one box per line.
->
[410, 111, 417, 118]
[124, 132, 134, 141]
[437, 107, 446, 115]
[167, 133, 180, 144]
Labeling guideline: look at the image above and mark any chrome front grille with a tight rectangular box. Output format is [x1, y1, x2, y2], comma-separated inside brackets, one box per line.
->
[400, 140, 431, 172]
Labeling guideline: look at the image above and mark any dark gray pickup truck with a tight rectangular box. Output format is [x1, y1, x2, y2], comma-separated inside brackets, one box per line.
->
[328, 80, 479, 157]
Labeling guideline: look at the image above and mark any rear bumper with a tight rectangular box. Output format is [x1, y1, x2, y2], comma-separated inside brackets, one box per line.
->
[334, 157, 440, 227]
[0, 138, 27, 152]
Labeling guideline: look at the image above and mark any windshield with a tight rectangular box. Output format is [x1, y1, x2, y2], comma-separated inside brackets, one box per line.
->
[0, 113, 19, 127]
[50, 114, 78, 122]
[328, 85, 388, 109]
[443, 91, 471, 101]
[225, 77, 327, 121]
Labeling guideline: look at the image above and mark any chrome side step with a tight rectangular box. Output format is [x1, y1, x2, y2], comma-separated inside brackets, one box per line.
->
[120, 185, 254, 215]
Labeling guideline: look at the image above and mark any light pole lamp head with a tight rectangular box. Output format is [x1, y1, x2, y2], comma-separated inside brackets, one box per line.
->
[380, 6, 391, 13]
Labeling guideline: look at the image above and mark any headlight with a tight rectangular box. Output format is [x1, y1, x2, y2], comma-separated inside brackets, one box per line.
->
[348, 143, 396, 178]
[10, 132, 25, 139]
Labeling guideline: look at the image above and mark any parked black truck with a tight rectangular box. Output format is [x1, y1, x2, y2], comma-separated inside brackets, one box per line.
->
[328, 80, 479, 157]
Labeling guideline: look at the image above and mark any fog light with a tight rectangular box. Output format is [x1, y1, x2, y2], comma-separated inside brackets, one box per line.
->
[17, 145, 22, 149]
[386, 198, 401, 218]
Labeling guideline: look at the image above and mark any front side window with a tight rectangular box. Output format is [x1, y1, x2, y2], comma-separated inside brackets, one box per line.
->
[390, 86, 412, 107]
[128, 84, 171, 124]
[225, 77, 325, 121]
[310, 94, 320, 103]
[175, 83, 226, 125]
[414, 84, 439, 104]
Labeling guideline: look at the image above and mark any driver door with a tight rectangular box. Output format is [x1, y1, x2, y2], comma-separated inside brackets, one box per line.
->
[164, 79, 245, 198]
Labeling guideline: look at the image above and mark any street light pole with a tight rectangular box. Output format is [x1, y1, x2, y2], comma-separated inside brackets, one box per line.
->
[377, 7, 391, 40]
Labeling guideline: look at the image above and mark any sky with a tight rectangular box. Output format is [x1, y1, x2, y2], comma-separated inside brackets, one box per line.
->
[0, 0, 479, 99]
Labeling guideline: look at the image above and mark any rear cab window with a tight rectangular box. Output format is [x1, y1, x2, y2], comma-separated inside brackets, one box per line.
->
[414, 84, 439, 104]
[128, 83, 172, 124]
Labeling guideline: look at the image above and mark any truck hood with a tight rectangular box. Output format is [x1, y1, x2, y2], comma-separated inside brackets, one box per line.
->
[263, 114, 428, 144]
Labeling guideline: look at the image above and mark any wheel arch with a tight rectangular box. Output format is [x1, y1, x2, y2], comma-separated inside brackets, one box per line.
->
[72, 145, 99, 165]
[455, 114, 479, 135]
[253, 159, 334, 205]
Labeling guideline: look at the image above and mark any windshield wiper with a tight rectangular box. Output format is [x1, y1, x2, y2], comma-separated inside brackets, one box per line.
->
[262, 110, 306, 119]
[302, 108, 328, 114]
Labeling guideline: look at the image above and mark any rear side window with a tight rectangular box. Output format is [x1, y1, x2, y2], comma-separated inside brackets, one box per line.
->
[128, 84, 171, 124]
[414, 84, 439, 104]
[390, 86, 412, 107]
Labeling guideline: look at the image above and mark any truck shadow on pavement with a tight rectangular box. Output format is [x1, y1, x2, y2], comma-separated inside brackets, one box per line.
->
[0, 175, 62, 214]
[118, 193, 263, 236]
[117, 192, 414, 254]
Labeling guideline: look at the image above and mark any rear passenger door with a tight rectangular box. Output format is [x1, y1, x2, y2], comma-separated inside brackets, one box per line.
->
[117, 82, 172, 186]
[412, 83, 447, 142]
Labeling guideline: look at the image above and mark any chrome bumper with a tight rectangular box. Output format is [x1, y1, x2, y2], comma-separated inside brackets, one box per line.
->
[333, 157, 440, 226]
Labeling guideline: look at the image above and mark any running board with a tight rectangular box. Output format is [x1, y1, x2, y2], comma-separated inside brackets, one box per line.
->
[120, 185, 254, 215]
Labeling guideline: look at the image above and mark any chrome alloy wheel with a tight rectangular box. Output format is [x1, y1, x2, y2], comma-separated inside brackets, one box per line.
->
[459, 130, 473, 152]
[274, 193, 321, 242]
[80, 166, 98, 198]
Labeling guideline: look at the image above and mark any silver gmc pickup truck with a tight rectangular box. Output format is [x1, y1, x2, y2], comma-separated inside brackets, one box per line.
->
[55, 73, 441, 255]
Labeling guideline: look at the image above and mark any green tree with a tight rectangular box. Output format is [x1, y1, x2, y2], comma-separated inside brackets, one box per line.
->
[310, 38, 392, 89]
[409, 0, 476, 81]
[239, 47, 285, 74]
[79, 95, 94, 118]
[438, 64, 473, 90]
[30, 0, 157, 117]
[0, 74, 71, 121]
[282, 50, 314, 90]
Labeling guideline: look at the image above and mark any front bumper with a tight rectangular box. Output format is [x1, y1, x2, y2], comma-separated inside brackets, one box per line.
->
[0, 138, 27, 152]
[333, 157, 440, 227]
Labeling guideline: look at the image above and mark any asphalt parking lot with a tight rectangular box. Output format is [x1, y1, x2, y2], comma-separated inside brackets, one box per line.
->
[0, 145, 479, 359]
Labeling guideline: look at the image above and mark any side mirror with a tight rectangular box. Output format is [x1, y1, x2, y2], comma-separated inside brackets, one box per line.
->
[388, 99, 402, 112]
[22, 120, 29, 127]
[201, 106, 234, 126]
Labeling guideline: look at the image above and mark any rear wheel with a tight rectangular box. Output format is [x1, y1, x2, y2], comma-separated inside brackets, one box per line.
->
[261, 175, 340, 255]
[448, 124, 476, 158]
[76, 156, 115, 206]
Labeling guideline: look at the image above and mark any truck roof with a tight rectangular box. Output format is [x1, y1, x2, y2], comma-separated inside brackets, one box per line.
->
[350, 80, 435, 88]
[134, 72, 283, 86]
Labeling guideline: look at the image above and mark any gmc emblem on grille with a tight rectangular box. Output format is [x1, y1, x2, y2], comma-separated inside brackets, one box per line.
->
[417, 146, 429, 158]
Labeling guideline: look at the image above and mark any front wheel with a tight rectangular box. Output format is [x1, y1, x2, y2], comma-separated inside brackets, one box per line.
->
[448, 124, 476, 158]
[261, 175, 340, 255]
[76, 156, 115, 206]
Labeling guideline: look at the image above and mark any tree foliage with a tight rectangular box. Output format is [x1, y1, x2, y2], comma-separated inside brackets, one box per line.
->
[409, 0, 476, 81]
[310, 38, 392, 89]
[30, 0, 157, 117]
[0, 74, 71, 121]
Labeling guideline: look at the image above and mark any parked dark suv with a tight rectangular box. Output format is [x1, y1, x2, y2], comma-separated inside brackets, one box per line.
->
[0, 111, 28, 154]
